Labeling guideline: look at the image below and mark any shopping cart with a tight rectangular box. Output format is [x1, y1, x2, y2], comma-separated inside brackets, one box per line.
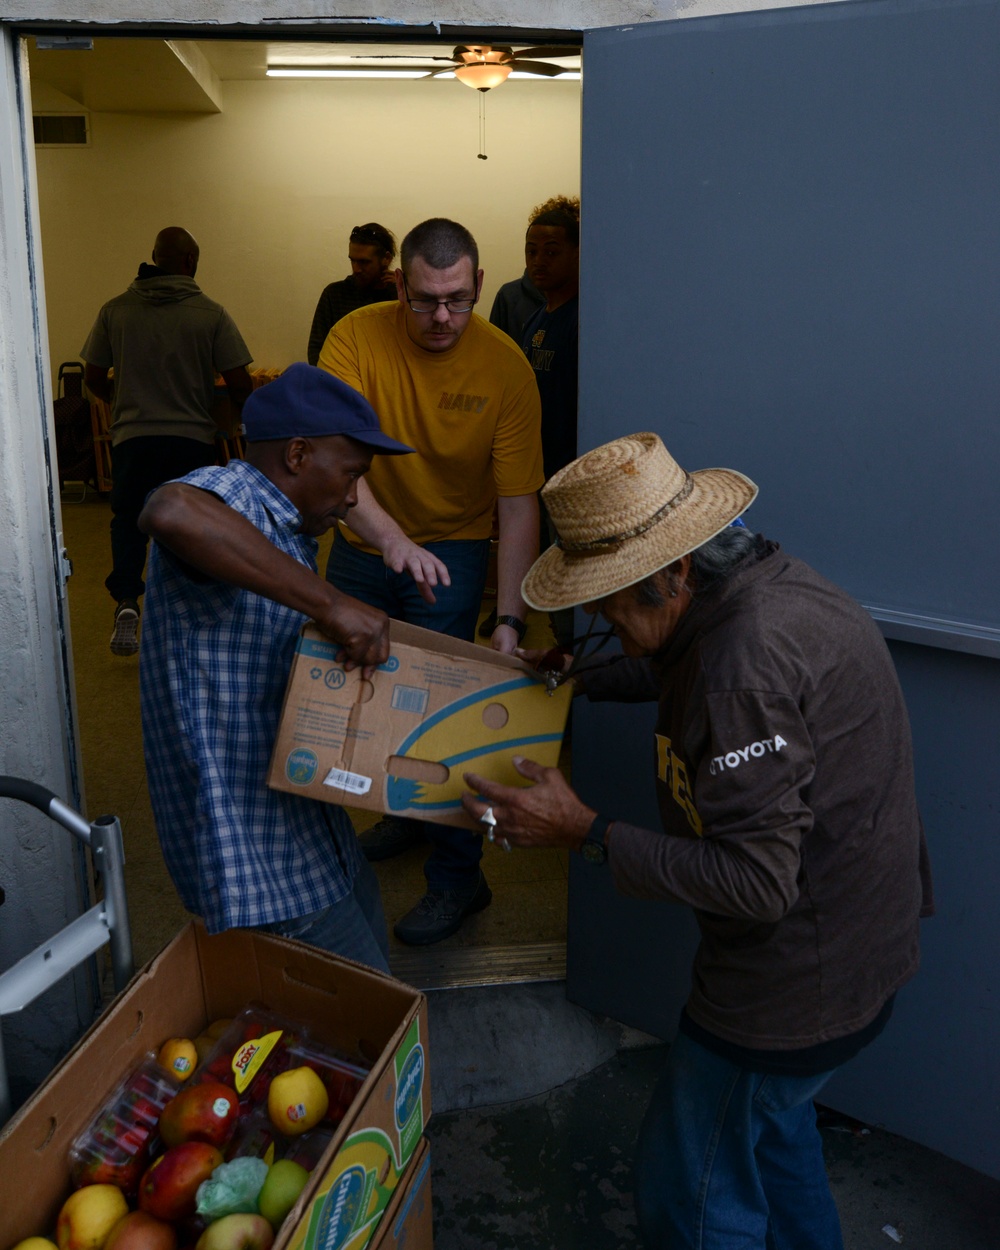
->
[0, 776, 134, 1127]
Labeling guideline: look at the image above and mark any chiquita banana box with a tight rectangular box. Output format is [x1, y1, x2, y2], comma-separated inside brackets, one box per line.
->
[286, 1019, 427, 1250]
[268, 620, 572, 829]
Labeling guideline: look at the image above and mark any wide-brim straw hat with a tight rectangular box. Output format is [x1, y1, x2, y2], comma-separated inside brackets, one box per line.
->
[522, 432, 758, 611]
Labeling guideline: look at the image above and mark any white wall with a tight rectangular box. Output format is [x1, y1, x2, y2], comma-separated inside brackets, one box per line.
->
[33, 76, 581, 376]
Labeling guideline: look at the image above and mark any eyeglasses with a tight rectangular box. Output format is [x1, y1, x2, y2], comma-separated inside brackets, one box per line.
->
[350, 225, 387, 247]
[401, 274, 478, 315]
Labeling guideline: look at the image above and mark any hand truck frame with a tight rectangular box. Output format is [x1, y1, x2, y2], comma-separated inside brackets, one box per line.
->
[0, 775, 134, 1127]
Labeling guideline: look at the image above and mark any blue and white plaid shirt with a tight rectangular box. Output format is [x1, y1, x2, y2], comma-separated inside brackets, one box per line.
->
[139, 459, 363, 932]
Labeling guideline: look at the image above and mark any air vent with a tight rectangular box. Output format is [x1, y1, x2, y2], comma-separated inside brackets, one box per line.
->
[33, 114, 89, 146]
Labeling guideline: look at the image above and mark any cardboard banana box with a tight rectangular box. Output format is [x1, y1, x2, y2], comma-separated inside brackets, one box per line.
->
[268, 620, 572, 831]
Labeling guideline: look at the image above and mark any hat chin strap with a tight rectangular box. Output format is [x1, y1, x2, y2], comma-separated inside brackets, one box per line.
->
[542, 611, 616, 694]
[555, 474, 695, 553]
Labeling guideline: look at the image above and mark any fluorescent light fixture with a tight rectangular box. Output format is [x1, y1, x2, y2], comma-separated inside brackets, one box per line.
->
[509, 70, 581, 80]
[266, 67, 431, 79]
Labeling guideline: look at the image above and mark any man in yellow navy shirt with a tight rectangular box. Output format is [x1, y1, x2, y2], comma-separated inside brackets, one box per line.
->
[318, 217, 543, 946]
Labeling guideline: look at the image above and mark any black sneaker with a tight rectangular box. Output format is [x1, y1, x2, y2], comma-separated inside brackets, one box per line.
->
[393, 872, 492, 946]
[359, 815, 425, 862]
[110, 599, 140, 656]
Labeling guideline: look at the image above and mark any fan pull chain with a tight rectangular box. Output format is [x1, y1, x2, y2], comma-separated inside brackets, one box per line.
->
[478, 89, 488, 160]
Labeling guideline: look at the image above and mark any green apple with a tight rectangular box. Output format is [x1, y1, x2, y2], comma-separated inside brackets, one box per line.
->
[257, 1159, 310, 1231]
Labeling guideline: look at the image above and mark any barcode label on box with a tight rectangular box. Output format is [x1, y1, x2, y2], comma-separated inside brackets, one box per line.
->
[391, 685, 429, 715]
[322, 766, 372, 795]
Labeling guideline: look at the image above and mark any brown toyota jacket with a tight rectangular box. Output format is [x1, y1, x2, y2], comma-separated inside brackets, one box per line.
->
[579, 541, 934, 1051]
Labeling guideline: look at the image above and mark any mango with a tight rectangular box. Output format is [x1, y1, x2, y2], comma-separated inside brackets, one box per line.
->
[138, 1142, 224, 1223]
[159, 1081, 239, 1149]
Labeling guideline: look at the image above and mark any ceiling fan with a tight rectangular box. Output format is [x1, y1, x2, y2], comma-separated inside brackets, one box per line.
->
[353, 44, 580, 91]
[433, 45, 581, 90]
[348, 43, 580, 160]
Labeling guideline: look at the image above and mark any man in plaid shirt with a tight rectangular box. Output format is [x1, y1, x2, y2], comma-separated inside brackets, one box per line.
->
[138, 364, 412, 971]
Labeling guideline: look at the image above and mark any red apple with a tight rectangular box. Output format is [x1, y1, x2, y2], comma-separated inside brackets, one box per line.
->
[159, 1082, 239, 1149]
[104, 1211, 178, 1250]
[138, 1141, 224, 1222]
[194, 1215, 274, 1250]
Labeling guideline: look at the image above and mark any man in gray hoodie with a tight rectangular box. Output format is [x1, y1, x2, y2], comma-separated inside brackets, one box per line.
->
[82, 226, 253, 655]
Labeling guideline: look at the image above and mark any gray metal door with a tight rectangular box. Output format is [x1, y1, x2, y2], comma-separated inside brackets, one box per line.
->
[571, 0, 1000, 1177]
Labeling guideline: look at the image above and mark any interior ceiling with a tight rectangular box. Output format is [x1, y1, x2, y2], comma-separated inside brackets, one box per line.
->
[26, 37, 582, 114]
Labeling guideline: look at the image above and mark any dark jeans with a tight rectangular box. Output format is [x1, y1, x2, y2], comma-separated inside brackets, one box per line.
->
[634, 1031, 844, 1250]
[106, 435, 216, 603]
[326, 529, 491, 890]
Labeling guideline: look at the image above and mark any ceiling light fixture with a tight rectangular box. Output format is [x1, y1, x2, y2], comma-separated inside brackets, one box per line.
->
[453, 61, 512, 91]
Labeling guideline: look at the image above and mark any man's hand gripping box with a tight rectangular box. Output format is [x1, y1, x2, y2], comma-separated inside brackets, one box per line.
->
[268, 620, 572, 830]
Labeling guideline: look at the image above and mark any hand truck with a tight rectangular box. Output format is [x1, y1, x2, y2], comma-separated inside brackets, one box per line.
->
[0, 776, 134, 1127]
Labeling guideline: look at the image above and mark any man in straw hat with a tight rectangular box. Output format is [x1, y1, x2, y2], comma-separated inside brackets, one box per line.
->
[137, 364, 413, 973]
[461, 432, 934, 1249]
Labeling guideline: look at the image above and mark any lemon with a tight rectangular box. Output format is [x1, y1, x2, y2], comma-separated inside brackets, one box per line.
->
[12, 1240, 59, 1250]
[156, 1036, 199, 1080]
[266, 1066, 329, 1136]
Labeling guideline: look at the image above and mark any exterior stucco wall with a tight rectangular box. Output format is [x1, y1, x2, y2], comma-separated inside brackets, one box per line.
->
[0, 0, 843, 28]
[0, 32, 96, 1107]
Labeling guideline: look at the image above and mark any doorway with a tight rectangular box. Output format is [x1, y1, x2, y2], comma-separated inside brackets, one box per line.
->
[25, 30, 582, 986]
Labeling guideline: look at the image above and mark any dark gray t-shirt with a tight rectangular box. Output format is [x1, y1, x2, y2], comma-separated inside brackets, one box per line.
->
[81, 273, 251, 445]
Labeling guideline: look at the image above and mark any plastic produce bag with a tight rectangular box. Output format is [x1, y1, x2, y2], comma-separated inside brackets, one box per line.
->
[196, 1156, 269, 1218]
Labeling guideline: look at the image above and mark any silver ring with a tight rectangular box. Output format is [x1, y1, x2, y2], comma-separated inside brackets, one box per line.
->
[486, 827, 512, 853]
[479, 806, 497, 828]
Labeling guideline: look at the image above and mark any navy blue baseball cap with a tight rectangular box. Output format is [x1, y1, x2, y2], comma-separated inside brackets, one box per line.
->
[241, 363, 413, 454]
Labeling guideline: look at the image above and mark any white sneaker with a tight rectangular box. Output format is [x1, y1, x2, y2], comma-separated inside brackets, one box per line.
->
[110, 600, 140, 656]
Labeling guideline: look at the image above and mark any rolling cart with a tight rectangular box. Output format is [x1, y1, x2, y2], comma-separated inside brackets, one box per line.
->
[0, 776, 134, 1127]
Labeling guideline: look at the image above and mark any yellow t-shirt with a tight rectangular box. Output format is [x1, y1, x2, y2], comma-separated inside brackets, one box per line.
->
[318, 301, 543, 548]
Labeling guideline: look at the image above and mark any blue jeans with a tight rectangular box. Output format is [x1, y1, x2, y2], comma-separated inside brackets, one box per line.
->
[635, 1031, 844, 1250]
[326, 531, 491, 890]
[253, 858, 391, 974]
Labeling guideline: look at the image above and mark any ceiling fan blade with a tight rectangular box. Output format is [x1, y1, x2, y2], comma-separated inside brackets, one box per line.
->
[508, 60, 566, 77]
[513, 45, 581, 60]
[349, 52, 456, 61]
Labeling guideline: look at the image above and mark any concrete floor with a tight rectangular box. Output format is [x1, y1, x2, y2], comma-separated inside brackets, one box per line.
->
[423, 979, 1000, 1249]
[58, 489, 1000, 1249]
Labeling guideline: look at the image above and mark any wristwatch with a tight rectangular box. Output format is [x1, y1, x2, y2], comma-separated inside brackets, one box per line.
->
[494, 614, 527, 642]
[580, 813, 612, 864]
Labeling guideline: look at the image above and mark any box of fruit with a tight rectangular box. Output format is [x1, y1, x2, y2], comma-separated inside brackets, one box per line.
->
[0, 921, 430, 1250]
